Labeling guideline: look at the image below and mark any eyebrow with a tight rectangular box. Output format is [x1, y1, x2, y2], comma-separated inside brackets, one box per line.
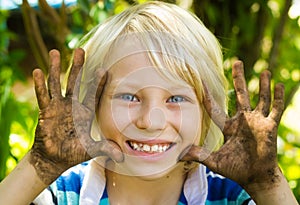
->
[105, 70, 195, 93]
[107, 80, 194, 93]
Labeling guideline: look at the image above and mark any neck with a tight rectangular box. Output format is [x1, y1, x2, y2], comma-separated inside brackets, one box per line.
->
[105, 162, 187, 205]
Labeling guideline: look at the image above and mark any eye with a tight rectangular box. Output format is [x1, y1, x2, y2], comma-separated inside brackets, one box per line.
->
[117, 93, 139, 102]
[167, 95, 186, 103]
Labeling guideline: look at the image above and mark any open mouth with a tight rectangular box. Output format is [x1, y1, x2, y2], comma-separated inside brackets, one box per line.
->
[127, 140, 174, 154]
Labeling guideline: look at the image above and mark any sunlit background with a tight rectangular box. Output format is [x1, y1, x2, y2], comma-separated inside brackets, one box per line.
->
[0, 0, 299, 202]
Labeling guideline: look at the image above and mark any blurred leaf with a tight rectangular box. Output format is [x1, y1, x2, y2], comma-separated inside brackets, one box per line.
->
[77, 0, 92, 15]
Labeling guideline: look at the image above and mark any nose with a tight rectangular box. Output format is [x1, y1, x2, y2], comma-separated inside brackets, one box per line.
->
[135, 104, 166, 131]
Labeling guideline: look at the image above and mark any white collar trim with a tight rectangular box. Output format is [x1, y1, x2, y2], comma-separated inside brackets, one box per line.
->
[80, 158, 208, 204]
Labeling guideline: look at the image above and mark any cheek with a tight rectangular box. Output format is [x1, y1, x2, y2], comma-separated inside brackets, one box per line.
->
[111, 102, 135, 132]
[180, 107, 202, 145]
[97, 99, 117, 139]
[98, 99, 132, 138]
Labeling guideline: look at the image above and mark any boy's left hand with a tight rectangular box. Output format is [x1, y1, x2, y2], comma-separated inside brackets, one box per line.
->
[181, 61, 285, 193]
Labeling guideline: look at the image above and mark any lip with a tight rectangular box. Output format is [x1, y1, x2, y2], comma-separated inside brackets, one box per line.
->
[124, 139, 176, 159]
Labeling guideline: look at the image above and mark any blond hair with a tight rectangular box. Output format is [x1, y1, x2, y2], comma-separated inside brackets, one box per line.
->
[78, 1, 228, 151]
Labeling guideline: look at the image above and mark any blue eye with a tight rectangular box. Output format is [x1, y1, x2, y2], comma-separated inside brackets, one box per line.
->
[119, 94, 139, 102]
[167, 96, 186, 103]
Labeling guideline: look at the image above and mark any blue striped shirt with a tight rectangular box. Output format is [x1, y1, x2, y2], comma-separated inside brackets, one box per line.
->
[33, 159, 254, 205]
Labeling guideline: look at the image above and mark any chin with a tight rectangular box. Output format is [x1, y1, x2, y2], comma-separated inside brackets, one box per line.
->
[105, 154, 180, 179]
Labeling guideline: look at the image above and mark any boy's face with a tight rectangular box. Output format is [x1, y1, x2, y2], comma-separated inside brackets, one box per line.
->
[98, 51, 202, 177]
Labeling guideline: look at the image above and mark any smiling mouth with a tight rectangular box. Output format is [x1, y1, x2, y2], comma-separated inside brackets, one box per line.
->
[127, 140, 174, 153]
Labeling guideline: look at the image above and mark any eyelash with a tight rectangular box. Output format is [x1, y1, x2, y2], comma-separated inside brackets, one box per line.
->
[115, 94, 187, 103]
[115, 93, 139, 102]
[166, 95, 187, 103]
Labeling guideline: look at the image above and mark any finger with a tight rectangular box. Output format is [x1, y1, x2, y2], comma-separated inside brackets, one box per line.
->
[269, 83, 285, 124]
[87, 140, 124, 162]
[202, 83, 228, 131]
[232, 61, 251, 111]
[94, 70, 108, 108]
[82, 69, 107, 111]
[48, 49, 62, 98]
[33, 69, 50, 109]
[66, 48, 85, 98]
[255, 70, 271, 116]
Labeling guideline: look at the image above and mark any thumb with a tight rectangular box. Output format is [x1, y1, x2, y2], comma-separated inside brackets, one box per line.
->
[179, 145, 214, 167]
[87, 140, 124, 162]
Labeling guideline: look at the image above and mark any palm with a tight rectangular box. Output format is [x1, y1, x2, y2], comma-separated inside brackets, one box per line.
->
[208, 110, 279, 186]
[34, 97, 93, 168]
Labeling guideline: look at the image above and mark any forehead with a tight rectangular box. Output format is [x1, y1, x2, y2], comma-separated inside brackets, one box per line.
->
[107, 52, 192, 92]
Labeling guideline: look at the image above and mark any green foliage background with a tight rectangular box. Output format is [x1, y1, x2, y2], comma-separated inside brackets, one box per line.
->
[0, 0, 299, 202]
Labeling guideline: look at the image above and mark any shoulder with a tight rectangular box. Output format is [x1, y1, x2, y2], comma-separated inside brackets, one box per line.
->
[54, 161, 90, 193]
[32, 161, 91, 205]
[205, 168, 253, 204]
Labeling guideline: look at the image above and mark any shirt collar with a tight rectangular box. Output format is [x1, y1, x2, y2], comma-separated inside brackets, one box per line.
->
[183, 164, 208, 204]
[80, 158, 208, 204]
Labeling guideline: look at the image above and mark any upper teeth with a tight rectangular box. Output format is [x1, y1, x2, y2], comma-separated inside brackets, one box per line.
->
[129, 141, 171, 153]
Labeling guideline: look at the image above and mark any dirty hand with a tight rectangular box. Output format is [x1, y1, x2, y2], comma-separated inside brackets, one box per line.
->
[30, 48, 123, 185]
[181, 61, 284, 193]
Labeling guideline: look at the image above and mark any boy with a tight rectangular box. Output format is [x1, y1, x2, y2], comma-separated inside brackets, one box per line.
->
[0, 2, 297, 204]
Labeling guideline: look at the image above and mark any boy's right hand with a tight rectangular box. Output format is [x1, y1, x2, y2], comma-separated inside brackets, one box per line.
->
[31, 48, 123, 185]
